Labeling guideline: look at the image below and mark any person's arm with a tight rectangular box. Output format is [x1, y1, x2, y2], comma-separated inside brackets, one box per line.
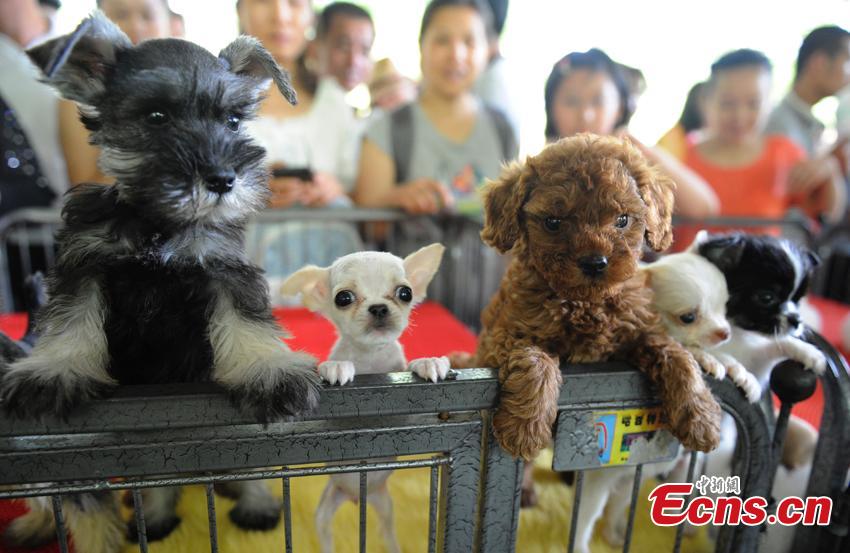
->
[628, 133, 719, 218]
[353, 138, 453, 214]
[58, 99, 112, 185]
[789, 156, 847, 223]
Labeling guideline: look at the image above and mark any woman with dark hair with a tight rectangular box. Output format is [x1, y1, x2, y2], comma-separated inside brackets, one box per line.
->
[239, 0, 356, 208]
[355, 0, 517, 215]
[544, 49, 718, 219]
[657, 81, 706, 160]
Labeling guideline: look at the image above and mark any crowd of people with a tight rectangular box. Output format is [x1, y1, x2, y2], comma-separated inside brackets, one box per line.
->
[2, 0, 850, 246]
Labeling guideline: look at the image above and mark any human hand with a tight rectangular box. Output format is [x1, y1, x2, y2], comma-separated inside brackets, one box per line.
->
[389, 178, 454, 214]
[300, 171, 345, 207]
[268, 176, 305, 208]
[788, 157, 838, 195]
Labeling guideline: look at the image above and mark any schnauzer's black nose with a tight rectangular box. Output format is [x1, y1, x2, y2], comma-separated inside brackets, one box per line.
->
[204, 170, 236, 195]
[368, 304, 389, 319]
[578, 255, 608, 277]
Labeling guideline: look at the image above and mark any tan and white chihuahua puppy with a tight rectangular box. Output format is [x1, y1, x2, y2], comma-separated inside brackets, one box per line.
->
[281, 243, 449, 553]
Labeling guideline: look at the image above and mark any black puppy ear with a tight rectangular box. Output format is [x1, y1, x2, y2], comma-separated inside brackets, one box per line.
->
[805, 250, 821, 269]
[27, 11, 131, 105]
[219, 36, 297, 105]
[698, 233, 746, 272]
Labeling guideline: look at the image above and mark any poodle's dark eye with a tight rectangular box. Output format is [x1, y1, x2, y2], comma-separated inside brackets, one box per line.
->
[544, 217, 561, 232]
[679, 312, 697, 325]
[615, 214, 629, 228]
[396, 285, 413, 303]
[225, 114, 241, 131]
[146, 111, 168, 126]
[334, 290, 355, 307]
[754, 290, 777, 307]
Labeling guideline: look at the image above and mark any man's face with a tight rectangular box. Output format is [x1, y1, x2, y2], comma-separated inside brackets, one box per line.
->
[318, 15, 374, 91]
[820, 38, 850, 97]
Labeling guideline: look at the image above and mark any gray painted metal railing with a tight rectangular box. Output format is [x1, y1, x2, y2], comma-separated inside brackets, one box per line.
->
[0, 363, 794, 553]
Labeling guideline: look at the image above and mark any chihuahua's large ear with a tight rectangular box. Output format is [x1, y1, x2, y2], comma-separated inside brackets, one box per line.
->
[26, 11, 131, 105]
[697, 233, 746, 273]
[480, 160, 532, 253]
[219, 36, 297, 105]
[280, 266, 329, 311]
[403, 243, 445, 303]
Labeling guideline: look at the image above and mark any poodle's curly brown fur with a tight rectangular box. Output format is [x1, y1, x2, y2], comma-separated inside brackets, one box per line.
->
[471, 134, 722, 460]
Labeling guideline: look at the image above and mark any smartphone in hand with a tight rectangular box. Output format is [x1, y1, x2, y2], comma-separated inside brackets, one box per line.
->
[271, 167, 314, 182]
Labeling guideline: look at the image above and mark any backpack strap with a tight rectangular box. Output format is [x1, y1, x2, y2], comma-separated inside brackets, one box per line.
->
[390, 103, 415, 184]
[484, 104, 517, 161]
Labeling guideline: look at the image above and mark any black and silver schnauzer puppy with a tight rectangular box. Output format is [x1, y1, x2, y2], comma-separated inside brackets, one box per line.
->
[0, 12, 320, 547]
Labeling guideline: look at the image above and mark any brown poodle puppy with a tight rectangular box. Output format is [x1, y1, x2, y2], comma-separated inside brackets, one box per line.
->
[471, 134, 722, 460]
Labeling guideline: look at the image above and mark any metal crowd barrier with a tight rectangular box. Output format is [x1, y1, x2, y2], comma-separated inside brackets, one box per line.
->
[1, 361, 812, 553]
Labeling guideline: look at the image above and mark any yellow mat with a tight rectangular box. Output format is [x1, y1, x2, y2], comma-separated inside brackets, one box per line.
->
[118, 450, 713, 553]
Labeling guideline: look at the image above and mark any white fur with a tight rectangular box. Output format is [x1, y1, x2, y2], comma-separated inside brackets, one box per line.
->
[641, 252, 761, 401]
[5, 279, 115, 387]
[281, 243, 446, 553]
[208, 291, 314, 390]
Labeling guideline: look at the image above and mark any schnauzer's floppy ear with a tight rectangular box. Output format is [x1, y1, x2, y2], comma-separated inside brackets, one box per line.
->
[480, 161, 531, 253]
[403, 243, 445, 303]
[219, 36, 298, 105]
[26, 11, 131, 105]
[698, 233, 746, 273]
[280, 266, 330, 311]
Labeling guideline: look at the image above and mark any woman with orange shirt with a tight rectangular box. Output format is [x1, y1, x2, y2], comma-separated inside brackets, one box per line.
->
[685, 49, 845, 225]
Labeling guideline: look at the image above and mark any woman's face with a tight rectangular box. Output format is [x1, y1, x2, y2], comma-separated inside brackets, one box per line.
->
[100, 0, 170, 45]
[551, 68, 622, 138]
[702, 66, 771, 145]
[238, 0, 313, 65]
[419, 6, 488, 99]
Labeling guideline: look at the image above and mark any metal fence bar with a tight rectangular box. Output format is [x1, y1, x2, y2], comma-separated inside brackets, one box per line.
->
[205, 483, 219, 553]
[622, 464, 643, 553]
[51, 495, 69, 553]
[567, 470, 584, 553]
[428, 463, 439, 553]
[0, 457, 451, 499]
[442, 423, 483, 553]
[282, 471, 293, 553]
[359, 466, 368, 553]
[131, 489, 149, 553]
[479, 415, 524, 553]
[672, 451, 700, 553]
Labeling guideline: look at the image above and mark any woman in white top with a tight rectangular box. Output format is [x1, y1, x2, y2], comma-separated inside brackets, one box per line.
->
[238, 0, 354, 208]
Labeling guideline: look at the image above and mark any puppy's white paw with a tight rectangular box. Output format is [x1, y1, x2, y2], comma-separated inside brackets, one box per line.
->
[736, 371, 763, 403]
[691, 349, 726, 380]
[409, 356, 449, 383]
[797, 343, 827, 375]
[319, 361, 356, 386]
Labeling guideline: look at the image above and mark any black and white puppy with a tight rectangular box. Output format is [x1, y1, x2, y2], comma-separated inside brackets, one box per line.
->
[0, 12, 319, 547]
[0, 12, 319, 420]
[694, 232, 826, 384]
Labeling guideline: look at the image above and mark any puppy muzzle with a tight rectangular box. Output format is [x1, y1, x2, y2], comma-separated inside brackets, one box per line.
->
[578, 255, 608, 277]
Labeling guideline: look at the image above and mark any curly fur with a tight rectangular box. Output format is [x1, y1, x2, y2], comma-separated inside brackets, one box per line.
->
[470, 135, 722, 460]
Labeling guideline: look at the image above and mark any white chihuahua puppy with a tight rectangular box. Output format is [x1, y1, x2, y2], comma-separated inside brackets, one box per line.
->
[281, 243, 449, 553]
[642, 251, 762, 402]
